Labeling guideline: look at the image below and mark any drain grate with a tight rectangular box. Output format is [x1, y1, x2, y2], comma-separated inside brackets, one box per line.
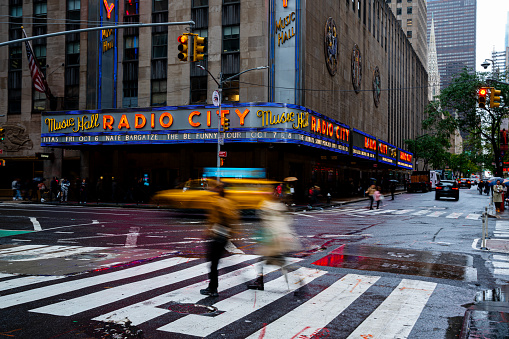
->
[168, 303, 217, 315]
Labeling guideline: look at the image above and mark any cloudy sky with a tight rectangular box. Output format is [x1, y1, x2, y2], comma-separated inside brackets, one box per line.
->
[476, 0, 509, 71]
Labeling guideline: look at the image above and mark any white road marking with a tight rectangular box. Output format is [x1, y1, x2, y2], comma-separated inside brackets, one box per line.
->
[0, 246, 107, 262]
[0, 275, 66, 292]
[124, 227, 140, 248]
[466, 214, 481, 220]
[245, 274, 380, 339]
[224, 240, 244, 254]
[157, 267, 326, 337]
[29, 217, 42, 231]
[446, 213, 463, 219]
[411, 210, 431, 215]
[392, 209, 414, 214]
[30, 255, 258, 316]
[93, 258, 302, 325]
[427, 211, 446, 217]
[0, 245, 48, 255]
[346, 279, 436, 339]
[0, 256, 196, 309]
[0, 273, 14, 279]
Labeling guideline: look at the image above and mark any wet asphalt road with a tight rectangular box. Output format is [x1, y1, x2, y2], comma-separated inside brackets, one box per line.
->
[0, 186, 502, 338]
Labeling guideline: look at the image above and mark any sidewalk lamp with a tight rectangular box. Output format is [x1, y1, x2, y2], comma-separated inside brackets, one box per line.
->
[196, 64, 269, 180]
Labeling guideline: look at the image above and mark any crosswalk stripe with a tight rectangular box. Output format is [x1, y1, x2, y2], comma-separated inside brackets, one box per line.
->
[158, 267, 327, 337]
[0, 275, 66, 292]
[371, 209, 397, 214]
[346, 279, 436, 339]
[392, 209, 414, 214]
[0, 273, 14, 279]
[245, 274, 380, 339]
[466, 214, 481, 220]
[93, 258, 303, 326]
[30, 255, 258, 316]
[1, 246, 109, 262]
[0, 256, 197, 309]
[446, 212, 463, 219]
[411, 210, 431, 216]
[0, 245, 48, 255]
[427, 211, 445, 217]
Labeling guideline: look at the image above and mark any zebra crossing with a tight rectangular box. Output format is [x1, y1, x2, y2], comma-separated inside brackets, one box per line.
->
[307, 206, 483, 220]
[489, 220, 509, 281]
[0, 248, 440, 338]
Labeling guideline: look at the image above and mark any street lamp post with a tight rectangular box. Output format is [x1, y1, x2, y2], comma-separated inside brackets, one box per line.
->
[197, 65, 268, 180]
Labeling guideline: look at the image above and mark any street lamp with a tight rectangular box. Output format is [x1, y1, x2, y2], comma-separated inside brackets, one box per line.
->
[197, 64, 269, 180]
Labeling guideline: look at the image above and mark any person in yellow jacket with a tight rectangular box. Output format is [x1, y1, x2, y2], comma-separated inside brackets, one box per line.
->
[200, 183, 239, 298]
[365, 184, 376, 210]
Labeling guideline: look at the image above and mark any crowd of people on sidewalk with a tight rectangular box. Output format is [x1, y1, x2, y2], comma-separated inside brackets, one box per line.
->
[8, 176, 154, 204]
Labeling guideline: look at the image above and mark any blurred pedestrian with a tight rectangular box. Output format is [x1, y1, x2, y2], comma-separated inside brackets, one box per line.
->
[365, 184, 376, 209]
[50, 177, 60, 201]
[390, 181, 396, 200]
[200, 183, 239, 298]
[478, 180, 484, 195]
[247, 193, 301, 291]
[60, 178, 70, 202]
[11, 178, 22, 201]
[79, 178, 88, 204]
[494, 180, 504, 213]
[374, 186, 384, 209]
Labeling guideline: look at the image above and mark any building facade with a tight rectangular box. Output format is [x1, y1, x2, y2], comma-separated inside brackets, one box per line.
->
[0, 0, 426, 201]
[385, 0, 428, 71]
[426, 0, 476, 89]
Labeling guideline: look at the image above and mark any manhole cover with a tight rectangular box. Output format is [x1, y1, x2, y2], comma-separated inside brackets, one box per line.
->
[168, 303, 217, 315]
[65, 253, 108, 260]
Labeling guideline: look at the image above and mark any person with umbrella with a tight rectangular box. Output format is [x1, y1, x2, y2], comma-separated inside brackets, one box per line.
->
[494, 180, 504, 213]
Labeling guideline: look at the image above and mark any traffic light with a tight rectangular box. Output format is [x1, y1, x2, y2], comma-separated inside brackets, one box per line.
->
[490, 87, 502, 108]
[478, 88, 487, 108]
[220, 158, 224, 166]
[193, 35, 205, 62]
[177, 34, 189, 61]
[0, 159, 4, 167]
[0, 128, 4, 141]
[223, 118, 230, 131]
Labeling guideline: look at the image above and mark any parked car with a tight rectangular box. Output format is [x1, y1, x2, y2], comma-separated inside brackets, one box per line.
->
[435, 180, 460, 200]
[458, 178, 472, 189]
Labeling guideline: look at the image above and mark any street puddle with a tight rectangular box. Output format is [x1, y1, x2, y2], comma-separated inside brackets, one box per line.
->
[312, 244, 476, 281]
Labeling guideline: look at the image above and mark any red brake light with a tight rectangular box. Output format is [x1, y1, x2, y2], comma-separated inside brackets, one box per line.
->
[436, 186, 443, 190]
[452, 187, 459, 190]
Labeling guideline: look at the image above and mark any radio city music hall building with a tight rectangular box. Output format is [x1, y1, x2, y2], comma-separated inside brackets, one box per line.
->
[0, 0, 425, 199]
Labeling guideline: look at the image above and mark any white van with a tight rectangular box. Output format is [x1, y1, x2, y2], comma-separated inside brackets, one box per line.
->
[470, 175, 480, 185]
[430, 170, 440, 189]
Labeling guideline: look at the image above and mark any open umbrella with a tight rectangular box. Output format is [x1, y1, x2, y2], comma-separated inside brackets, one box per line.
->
[487, 177, 504, 186]
[284, 177, 298, 182]
[389, 179, 399, 183]
[503, 178, 509, 187]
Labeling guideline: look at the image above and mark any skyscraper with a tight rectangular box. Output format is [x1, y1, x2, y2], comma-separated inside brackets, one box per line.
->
[428, 15, 440, 101]
[427, 0, 476, 89]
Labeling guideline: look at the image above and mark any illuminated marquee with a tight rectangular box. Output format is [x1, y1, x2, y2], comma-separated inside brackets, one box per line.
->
[275, 12, 296, 46]
[377, 140, 397, 165]
[397, 149, 413, 169]
[351, 129, 376, 160]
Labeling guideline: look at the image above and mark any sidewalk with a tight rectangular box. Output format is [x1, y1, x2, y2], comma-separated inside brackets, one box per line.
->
[461, 210, 509, 339]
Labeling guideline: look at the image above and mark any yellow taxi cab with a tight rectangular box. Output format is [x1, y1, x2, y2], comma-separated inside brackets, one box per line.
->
[151, 178, 280, 210]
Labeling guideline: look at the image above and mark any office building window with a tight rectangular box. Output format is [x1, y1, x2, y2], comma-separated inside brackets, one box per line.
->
[223, 26, 239, 52]
[123, 0, 139, 107]
[151, 0, 168, 106]
[33, 0, 48, 112]
[65, 0, 80, 110]
[407, 7, 412, 14]
[396, 8, 401, 15]
[8, 0, 22, 114]
[407, 31, 412, 38]
[407, 19, 412, 26]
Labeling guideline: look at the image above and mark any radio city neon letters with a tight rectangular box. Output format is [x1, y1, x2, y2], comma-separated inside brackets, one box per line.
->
[400, 151, 412, 162]
[364, 137, 376, 151]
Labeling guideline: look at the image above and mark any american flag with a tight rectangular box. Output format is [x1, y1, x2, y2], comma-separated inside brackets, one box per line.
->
[22, 28, 51, 97]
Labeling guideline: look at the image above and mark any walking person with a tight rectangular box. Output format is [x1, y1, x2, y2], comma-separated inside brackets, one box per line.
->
[390, 181, 396, 200]
[365, 184, 376, 209]
[478, 180, 484, 195]
[60, 178, 70, 202]
[50, 177, 60, 202]
[11, 178, 22, 201]
[374, 186, 384, 209]
[200, 183, 239, 298]
[79, 178, 88, 204]
[494, 180, 504, 213]
[247, 192, 301, 292]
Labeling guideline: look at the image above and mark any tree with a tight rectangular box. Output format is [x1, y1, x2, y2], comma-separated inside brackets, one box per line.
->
[405, 101, 456, 170]
[438, 68, 509, 176]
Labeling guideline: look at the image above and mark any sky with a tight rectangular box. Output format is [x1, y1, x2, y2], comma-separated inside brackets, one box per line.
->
[476, 0, 509, 72]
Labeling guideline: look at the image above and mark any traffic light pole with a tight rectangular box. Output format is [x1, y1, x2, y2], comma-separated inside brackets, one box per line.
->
[197, 65, 268, 180]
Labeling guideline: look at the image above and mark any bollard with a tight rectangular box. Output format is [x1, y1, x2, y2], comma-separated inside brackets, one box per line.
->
[481, 206, 489, 250]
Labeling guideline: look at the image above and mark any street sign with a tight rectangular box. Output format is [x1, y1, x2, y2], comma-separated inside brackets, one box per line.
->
[212, 90, 220, 107]
[218, 151, 227, 158]
[218, 136, 224, 145]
